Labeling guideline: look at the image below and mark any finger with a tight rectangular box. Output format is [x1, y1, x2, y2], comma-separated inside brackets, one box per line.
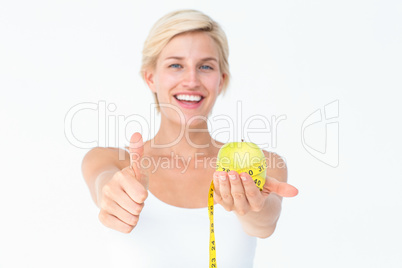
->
[98, 210, 135, 234]
[100, 198, 140, 227]
[129, 132, 144, 178]
[114, 188, 145, 216]
[216, 171, 233, 210]
[102, 178, 145, 214]
[239, 172, 264, 212]
[265, 176, 299, 197]
[120, 167, 148, 204]
[212, 171, 223, 204]
[228, 171, 249, 215]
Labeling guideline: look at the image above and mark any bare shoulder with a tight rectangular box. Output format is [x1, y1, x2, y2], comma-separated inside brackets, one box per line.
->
[262, 150, 288, 183]
[211, 140, 225, 154]
[213, 140, 225, 148]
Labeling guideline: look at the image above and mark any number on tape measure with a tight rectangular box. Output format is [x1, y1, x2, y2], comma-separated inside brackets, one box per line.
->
[211, 158, 267, 266]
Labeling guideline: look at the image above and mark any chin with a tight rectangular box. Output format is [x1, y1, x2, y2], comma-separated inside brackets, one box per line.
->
[165, 111, 210, 128]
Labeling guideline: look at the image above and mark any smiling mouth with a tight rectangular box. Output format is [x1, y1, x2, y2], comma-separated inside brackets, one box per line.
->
[174, 95, 204, 104]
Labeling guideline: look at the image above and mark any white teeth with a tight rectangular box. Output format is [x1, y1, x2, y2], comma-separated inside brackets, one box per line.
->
[175, 94, 202, 102]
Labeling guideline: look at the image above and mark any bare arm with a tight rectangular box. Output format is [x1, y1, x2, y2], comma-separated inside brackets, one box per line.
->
[81, 133, 149, 233]
[234, 152, 288, 238]
[81, 147, 130, 207]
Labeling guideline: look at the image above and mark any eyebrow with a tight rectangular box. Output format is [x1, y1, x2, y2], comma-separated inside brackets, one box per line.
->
[163, 56, 218, 62]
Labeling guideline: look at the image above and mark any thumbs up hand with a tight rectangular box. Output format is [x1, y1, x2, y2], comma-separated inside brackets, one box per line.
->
[128, 132, 150, 190]
[97, 132, 149, 233]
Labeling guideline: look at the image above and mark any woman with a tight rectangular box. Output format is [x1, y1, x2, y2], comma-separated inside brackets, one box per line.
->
[82, 9, 298, 267]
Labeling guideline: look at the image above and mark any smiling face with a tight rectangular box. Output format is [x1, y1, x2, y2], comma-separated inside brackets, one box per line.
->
[144, 31, 226, 126]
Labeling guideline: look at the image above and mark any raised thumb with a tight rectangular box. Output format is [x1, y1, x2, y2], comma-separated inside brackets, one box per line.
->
[129, 132, 144, 178]
[265, 176, 299, 197]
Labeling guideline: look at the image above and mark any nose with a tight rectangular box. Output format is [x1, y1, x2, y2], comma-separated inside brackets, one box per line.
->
[181, 68, 200, 89]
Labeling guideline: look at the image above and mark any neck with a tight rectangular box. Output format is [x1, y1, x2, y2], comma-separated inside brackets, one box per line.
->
[150, 115, 216, 157]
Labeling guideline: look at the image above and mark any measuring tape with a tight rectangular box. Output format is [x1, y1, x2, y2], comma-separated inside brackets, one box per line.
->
[208, 157, 267, 267]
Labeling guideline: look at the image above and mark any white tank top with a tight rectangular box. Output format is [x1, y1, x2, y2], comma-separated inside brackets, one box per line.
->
[104, 190, 257, 267]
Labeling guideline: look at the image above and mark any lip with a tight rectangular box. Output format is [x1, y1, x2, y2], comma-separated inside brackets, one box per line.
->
[173, 94, 205, 109]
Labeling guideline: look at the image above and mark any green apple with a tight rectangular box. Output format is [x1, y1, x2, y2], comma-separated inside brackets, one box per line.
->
[216, 141, 267, 189]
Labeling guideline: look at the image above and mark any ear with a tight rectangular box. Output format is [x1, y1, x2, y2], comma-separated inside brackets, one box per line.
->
[144, 69, 157, 93]
[218, 73, 227, 95]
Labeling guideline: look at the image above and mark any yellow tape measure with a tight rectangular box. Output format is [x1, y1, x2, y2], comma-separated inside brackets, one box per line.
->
[208, 157, 267, 267]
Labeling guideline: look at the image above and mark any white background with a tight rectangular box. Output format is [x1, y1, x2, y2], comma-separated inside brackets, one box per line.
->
[1, 0, 401, 267]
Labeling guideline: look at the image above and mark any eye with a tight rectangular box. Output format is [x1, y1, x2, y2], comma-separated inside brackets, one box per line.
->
[200, 65, 213, 70]
[169, 63, 182, 69]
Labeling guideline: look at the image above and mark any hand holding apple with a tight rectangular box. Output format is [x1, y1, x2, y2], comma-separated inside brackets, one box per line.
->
[213, 141, 298, 215]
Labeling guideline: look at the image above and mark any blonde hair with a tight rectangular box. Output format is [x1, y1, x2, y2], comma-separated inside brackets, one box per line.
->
[140, 9, 230, 112]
